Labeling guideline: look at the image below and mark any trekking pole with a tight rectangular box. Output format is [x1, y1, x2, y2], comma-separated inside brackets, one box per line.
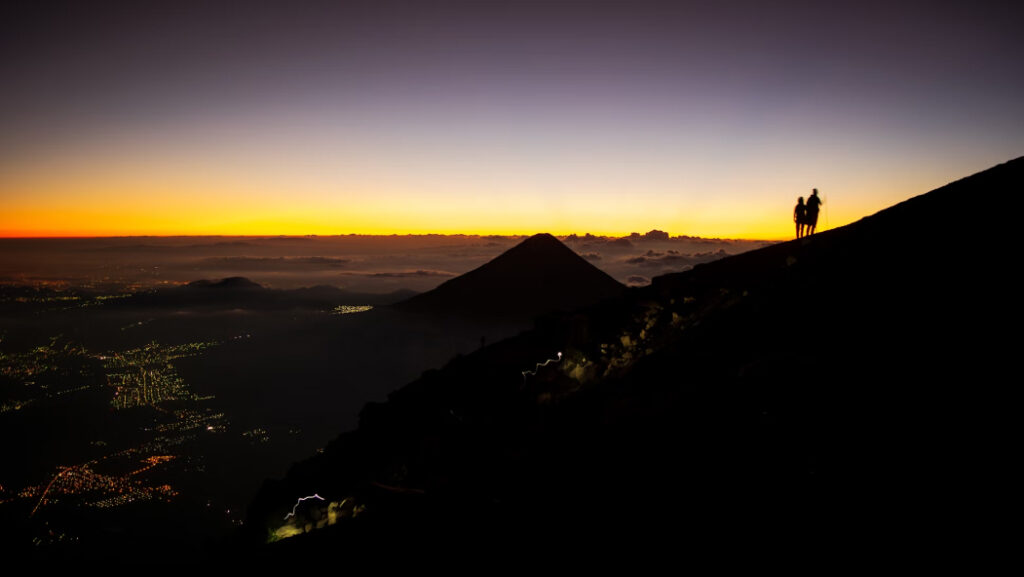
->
[824, 193, 829, 230]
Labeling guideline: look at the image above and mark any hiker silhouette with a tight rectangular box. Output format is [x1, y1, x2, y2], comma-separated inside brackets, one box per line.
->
[805, 189, 822, 235]
[794, 197, 807, 238]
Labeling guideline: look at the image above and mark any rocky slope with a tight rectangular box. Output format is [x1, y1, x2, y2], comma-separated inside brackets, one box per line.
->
[238, 157, 1020, 556]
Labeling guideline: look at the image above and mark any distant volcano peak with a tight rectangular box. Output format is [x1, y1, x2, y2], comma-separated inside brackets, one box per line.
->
[487, 233, 591, 264]
[521, 232, 559, 244]
[395, 233, 624, 318]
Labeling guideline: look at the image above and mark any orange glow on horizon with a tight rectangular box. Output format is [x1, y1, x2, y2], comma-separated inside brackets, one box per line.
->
[0, 212, 819, 242]
[0, 184, 863, 241]
[0, 155, 923, 241]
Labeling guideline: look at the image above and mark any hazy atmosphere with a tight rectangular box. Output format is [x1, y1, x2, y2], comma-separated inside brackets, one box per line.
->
[0, 233, 768, 291]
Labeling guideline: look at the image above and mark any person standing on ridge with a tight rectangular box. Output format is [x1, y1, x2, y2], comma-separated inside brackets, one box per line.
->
[805, 188, 823, 235]
[794, 197, 807, 238]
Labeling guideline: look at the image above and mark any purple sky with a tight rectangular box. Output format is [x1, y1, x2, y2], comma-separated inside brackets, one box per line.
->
[2, 1, 1022, 237]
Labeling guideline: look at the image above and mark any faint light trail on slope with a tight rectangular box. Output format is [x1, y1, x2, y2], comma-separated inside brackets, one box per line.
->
[30, 467, 72, 517]
[283, 493, 325, 520]
[522, 352, 562, 383]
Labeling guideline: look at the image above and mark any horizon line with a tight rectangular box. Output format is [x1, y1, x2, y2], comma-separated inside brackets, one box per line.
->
[0, 231, 788, 242]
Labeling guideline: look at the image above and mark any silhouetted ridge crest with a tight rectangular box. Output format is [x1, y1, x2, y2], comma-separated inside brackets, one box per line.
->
[186, 276, 263, 289]
[395, 233, 624, 318]
[240, 157, 1022, 556]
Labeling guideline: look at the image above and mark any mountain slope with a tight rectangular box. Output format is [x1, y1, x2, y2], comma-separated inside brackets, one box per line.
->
[393, 233, 625, 318]
[239, 157, 1020, 555]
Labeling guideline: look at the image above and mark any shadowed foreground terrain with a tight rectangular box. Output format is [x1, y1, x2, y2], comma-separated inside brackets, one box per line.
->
[1, 221, 637, 561]
[238, 157, 1019, 559]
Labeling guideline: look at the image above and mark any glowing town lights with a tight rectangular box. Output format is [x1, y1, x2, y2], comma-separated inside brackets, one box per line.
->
[9, 336, 229, 521]
[522, 352, 563, 383]
[283, 493, 325, 520]
[332, 305, 373, 315]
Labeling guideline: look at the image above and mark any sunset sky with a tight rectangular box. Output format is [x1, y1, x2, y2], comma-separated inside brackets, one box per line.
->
[2, 0, 1022, 239]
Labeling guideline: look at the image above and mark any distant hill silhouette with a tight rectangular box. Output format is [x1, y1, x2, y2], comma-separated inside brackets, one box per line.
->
[186, 276, 264, 290]
[237, 157, 1021, 558]
[115, 277, 416, 309]
[394, 233, 625, 318]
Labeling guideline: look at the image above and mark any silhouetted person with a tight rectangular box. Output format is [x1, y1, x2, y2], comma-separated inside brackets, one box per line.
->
[794, 197, 807, 238]
[805, 188, 822, 235]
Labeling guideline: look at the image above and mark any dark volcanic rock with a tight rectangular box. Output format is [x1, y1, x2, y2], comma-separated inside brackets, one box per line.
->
[239, 157, 1021, 556]
[394, 233, 625, 319]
